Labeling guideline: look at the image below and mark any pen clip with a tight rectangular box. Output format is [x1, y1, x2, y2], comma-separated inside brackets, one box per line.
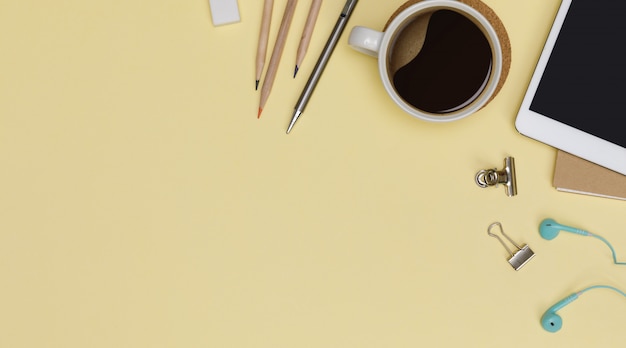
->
[342, 0, 358, 15]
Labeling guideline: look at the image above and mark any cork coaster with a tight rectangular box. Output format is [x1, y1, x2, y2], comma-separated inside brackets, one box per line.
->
[383, 0, 511, 104]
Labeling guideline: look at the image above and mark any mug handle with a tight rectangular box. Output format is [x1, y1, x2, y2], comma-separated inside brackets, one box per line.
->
[348, 26, 384, 57]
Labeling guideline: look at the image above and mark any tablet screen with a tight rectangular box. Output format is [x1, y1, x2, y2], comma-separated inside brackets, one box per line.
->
[529, 0, 626, 148]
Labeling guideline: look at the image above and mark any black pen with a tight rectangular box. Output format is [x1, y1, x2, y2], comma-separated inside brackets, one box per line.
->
[286, 0, 358, 134]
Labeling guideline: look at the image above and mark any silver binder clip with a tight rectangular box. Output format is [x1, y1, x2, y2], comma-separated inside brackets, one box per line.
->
[487, 222, 535, 271]
[475, 156, 517, 196]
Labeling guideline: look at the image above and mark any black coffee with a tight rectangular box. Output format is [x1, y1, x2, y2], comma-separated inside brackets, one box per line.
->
[392, 10, 492, 114]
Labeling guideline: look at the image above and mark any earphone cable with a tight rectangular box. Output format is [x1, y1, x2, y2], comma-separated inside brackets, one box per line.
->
[589, 234, 626, 265]
[579, 285, 626, 298]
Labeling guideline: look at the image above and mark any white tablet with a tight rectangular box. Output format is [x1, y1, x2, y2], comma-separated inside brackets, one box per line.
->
[515, 0, 626, 175]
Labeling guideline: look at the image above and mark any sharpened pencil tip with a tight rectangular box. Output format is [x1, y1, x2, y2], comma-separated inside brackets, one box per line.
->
[258, 107, 263, 119]
[293, 66, 299, 78]
[255, 80, 259, 90]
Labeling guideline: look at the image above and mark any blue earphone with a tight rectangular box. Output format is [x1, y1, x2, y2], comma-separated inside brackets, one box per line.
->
[541, 285, 626, 332]
[539, 218, 626, 332]
[539, 218, 626, 265]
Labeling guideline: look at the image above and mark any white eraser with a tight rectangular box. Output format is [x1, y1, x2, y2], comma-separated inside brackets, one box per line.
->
[209, 0, 241, 26]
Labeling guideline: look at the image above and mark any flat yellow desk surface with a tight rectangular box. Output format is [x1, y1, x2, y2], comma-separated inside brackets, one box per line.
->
[1, 1, 625, 347]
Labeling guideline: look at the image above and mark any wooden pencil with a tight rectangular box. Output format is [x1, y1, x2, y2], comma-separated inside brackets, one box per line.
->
[255, 0, 274, 90]
[294, 0, 323, 77]
[258, 0, 298, 118]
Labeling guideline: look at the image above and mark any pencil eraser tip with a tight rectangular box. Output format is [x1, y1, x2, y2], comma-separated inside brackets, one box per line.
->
[209, 0, 241, 26]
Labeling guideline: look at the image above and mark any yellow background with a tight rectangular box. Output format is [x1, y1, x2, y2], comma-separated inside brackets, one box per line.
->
[1, 0, 625, 347]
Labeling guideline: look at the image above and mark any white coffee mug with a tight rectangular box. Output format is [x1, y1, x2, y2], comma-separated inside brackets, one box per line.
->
[348, 0, 504, 122]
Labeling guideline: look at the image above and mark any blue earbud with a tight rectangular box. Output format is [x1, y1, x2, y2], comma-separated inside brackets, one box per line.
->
[539, 218, 591, 240]
[539, 218, 626, 265]
[540, 293, 579, 332]
[541, 286, 626, 333]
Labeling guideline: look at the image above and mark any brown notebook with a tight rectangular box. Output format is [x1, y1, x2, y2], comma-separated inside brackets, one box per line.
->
[553, 150, 626, 201]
